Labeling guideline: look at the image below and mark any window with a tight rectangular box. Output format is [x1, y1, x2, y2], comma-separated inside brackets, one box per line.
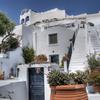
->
[49, 34, 58, 44]
[49, 55, 59, 64]
[26, 16, 29, 22]
[21, 19, 24, 24]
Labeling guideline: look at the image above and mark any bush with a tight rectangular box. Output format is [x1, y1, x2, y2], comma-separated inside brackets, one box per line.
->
[48, 70, 88, 86]
[22, 47, 35, 64]
[7, 36, 19, 50]
[87, 54, 100, 70]
[74, 71, 89, 84]
[95, 75, 100, 86]
[0, 36, 19, 52]
[47, 70, 70, 86]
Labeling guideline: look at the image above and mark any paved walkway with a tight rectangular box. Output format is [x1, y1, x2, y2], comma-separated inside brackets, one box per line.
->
[88, 93, 100, 100]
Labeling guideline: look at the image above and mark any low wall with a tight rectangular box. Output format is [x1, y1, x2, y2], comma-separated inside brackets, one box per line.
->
[0, 81, 27, 100]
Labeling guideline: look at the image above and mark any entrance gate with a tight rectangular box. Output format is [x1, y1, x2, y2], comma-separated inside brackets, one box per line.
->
[28, 67, 44, 100]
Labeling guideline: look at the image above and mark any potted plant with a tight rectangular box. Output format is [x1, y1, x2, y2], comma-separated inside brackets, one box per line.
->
[87, 54, 100, 93]
[88, 74, 100, 93]
[48, 70, 88, 100]
[87, 54, 100, 73]
[93, 75, 100, 93]
[34, 54, 47, 63]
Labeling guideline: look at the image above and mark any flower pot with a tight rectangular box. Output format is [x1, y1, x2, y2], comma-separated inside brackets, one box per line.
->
[50, 84, 88, 100]
[50, 86, 56, 100]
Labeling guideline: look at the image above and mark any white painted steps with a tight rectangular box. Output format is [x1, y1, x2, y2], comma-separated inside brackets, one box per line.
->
[69, 25, 100, 72]
[89, 27, 100, 53]
[69, 28, 87, 72]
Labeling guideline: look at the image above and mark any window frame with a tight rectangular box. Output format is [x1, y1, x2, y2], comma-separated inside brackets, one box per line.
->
[48, 33, 58, 44]
[21, 19, 24, 24]
[26, 16, 29, 22]
[49, 54, 59, 64]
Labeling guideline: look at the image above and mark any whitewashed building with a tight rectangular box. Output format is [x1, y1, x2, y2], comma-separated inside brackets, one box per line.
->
[0, 8, 100, 100]
[19, 8, 77, 66]
[19, 8, 100, 72]
[1, 8, 100, 77]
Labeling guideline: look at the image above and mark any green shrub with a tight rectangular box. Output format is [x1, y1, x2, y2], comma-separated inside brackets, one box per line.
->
[22, 47, 35, 64]
[48, 70, 88, 86]
[0, 35, 19, 52]
[74, 71, 89, 84]
[87, 54, 100, 70]
[47, 70, 70, 86]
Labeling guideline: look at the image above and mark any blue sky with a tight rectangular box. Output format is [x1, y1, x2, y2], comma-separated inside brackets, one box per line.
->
[0, 0, 100, 24]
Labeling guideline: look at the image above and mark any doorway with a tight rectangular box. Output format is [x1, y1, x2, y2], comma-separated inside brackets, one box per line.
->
[49, 54, 59, 64]
[28, 67, 44, 100]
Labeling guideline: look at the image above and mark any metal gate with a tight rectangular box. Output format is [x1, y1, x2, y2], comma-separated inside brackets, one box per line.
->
[28, 67, 44, 100]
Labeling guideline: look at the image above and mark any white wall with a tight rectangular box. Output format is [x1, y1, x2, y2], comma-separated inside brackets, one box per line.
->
[34, 26, 74, 65]
[0, 47, 24, 79]
[0, 81, 27, 100]
[20, 9, 33, 25]
[29, 64, 51, 100]
[20, 8, 66, 26]
[22, 25, 33, 48]
[18, 64, 51, 100]
[13, 25, 22, 36]
[31, 8, 65, 24]
[44, 66, 50, 100]
[22, 24, 75, 65]
[0, 24, 24, 79]
[87, 13, 100, 25]
[0, 64, 51, 100]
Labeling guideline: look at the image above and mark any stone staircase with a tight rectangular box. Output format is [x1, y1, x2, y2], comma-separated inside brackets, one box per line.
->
[89, 27, 100, 54]
[69, 27, 87, 72]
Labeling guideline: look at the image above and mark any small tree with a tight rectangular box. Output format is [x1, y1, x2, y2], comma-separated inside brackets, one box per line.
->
[1, 35, 19, 52]
[22, 47, 35, 64]
[0, 12, 19, 53]
[0, 12, 15, 36]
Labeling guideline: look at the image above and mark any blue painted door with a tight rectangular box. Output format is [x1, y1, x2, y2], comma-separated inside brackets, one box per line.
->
[28, 68, 44, 100]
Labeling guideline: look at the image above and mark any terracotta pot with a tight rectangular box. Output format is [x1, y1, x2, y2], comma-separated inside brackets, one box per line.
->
[50, 84, 88, 100]
[50, 86, 56, 100]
